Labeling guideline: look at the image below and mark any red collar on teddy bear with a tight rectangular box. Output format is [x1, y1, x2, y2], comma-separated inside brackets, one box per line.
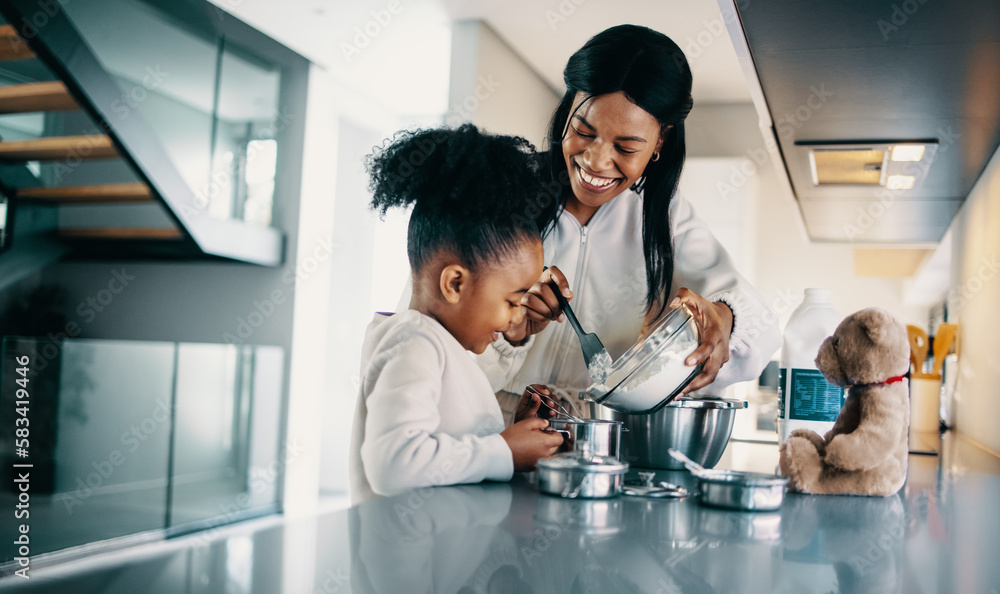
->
[848, 374, 907, 390]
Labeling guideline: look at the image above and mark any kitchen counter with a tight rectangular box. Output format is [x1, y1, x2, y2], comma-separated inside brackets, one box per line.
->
[5, 433, 1000, 593]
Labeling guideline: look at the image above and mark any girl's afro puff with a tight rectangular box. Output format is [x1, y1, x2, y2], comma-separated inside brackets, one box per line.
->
[366, 123, 558, 271]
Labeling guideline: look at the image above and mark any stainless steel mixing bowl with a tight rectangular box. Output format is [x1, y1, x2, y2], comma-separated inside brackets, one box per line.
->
[590, 397, 746, 470]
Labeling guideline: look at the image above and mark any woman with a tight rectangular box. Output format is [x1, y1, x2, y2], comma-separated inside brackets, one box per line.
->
[476, 24, 782, 421]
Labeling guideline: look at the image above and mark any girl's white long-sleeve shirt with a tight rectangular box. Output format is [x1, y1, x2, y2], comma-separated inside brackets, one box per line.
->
[350, 310, 514, 503]
[475, 190, 782, 400]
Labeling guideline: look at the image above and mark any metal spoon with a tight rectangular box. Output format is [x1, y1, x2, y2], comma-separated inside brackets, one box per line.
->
[622, 470, 690, 498]
[668, 449, 708, 478]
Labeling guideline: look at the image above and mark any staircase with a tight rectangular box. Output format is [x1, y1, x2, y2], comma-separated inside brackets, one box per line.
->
[0, 24, 180, 246]
[0, 2, 290, 265]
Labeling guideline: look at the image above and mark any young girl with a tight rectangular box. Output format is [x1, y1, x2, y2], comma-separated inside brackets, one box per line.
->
[349, 124, 564, 503]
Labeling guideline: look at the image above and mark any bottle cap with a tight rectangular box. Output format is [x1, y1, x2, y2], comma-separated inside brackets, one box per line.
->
[803, 288, 831, 301]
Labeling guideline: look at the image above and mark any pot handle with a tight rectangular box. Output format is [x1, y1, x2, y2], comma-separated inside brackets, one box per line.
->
[542, 428, 572, 441]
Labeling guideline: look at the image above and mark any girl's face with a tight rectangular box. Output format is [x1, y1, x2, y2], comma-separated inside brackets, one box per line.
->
[561, 91, 664, 217]
[451, 238, 544, 354]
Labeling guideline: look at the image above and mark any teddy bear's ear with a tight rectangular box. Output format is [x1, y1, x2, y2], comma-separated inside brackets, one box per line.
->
[859, 308, 890, 345]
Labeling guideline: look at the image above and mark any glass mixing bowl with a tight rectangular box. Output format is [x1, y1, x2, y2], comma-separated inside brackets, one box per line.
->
[583, 305, 702, 414]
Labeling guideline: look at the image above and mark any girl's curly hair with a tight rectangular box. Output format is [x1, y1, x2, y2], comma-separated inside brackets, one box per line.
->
[366, 124, 558, 272]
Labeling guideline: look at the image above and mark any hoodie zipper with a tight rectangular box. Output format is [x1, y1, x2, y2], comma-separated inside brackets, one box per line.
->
[575, 226, 589, 285]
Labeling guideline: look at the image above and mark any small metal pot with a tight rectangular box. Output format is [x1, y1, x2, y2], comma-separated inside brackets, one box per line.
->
[537, 445, 628, 499]
[694, 469, 788, 511]
[548, 418, 623, 459]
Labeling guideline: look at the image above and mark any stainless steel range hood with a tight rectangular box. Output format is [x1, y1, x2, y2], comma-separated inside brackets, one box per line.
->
[718, 0, 1000, 244]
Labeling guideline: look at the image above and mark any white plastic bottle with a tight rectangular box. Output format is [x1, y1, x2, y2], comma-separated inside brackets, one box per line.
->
[777, 289, 844, 442]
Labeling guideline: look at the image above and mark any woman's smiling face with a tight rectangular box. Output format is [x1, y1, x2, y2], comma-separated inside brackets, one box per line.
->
[561, 91, 664, 221]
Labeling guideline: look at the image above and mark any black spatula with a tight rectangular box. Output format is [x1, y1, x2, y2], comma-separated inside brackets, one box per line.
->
[552, 283, 612, 383]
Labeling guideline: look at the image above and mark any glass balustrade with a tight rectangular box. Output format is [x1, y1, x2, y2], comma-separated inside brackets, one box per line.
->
[60, 0, 283, 226]
[0, 336, 284, 564]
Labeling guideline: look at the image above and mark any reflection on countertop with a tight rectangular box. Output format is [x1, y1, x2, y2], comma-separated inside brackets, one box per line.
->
[3, 432, 999, 593]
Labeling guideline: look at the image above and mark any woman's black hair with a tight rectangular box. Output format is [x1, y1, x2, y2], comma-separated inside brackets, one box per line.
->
[546, 24, 694, 318]
[366, 123, 550, 273]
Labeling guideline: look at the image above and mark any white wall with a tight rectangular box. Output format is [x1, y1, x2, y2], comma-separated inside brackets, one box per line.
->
[678, 157, 758, 283]
[449, 20, 560, 148]
[943, 145, 1000, 455]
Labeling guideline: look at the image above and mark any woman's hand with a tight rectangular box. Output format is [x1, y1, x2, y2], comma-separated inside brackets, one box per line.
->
[672, 287, 734, 394]
[514, 384, 558, 422]
[503, 266, 573, 344]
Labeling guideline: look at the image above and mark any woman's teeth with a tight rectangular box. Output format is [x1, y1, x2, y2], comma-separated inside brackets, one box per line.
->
[578, 168, 616, 188]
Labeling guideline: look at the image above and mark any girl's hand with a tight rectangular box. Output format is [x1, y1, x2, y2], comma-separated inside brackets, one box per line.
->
[672, 287, 734, 394]
[514, 384, 558, 422]
[504, 266, 573, 344]
[501, 418, 564, 472]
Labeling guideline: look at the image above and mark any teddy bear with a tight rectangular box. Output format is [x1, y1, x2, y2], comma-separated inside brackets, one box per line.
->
[779, 307, 910, 496]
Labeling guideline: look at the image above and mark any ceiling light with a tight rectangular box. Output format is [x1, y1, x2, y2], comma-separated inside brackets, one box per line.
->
[809, 149, 886, 185]
[886, 175, 915, 190]
[891, 145, 926, 162]
[798, 140, 939, 190]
